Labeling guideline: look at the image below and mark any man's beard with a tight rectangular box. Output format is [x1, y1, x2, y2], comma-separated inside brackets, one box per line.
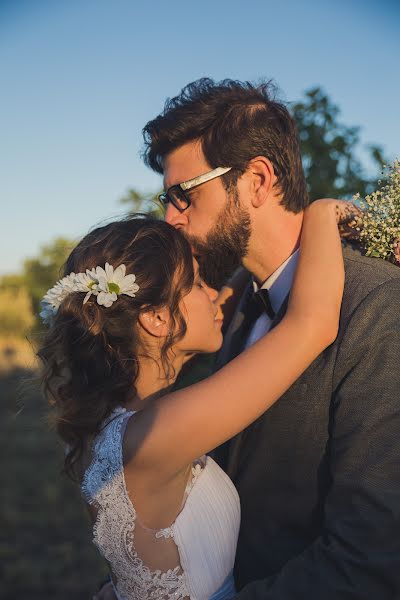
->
[185, 192, 251, 290]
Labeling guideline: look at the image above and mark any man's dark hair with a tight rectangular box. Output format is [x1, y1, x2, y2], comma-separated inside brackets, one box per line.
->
[143, 78, 308, 213]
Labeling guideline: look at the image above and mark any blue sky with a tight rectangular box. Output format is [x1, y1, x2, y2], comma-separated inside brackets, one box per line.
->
[1, 0, 399, 275]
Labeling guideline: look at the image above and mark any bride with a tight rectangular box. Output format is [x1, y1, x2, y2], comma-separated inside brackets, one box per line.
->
[38, 200, 344, 600]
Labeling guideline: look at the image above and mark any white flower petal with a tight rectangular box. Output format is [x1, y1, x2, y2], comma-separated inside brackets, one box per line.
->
[86, 269, 98, 283]
[95, 266, 107, 281]
[96, 276, 109, 293]
[96, 291, 106, 305]
[122, 282, 140, 296]
[105, 263, 114, 280]
[73, 273, 92, 292]
[122, 289, 137, 297]
[120, 274, 137, 290]
[83, 290, 93, 304]
[97, 291, 117, 307]
[113, 264, 126, 284]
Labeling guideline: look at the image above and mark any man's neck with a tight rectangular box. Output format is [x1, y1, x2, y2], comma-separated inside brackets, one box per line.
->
[243, 210, 303, 285]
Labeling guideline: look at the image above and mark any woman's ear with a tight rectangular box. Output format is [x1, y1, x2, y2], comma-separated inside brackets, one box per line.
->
[138, 307, 170, 338]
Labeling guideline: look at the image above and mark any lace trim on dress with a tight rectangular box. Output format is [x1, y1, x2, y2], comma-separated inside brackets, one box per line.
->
[81, 407, 192, 600]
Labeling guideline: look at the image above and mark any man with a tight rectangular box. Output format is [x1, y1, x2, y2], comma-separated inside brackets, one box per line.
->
[99, 79, 400, 598]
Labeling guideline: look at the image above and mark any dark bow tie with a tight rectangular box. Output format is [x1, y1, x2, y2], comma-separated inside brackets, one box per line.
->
[247, 288, 276, 322]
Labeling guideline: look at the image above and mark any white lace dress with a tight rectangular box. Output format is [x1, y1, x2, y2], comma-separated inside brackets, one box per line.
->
[81, 407, 240, 600]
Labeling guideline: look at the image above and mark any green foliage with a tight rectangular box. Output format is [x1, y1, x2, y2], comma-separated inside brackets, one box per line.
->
[0, 238, 75, 331]
[292, 87, 386, 201]
[0, 273, 26, 291]
[0, 288, 35, 337]
[22, 237, 75, 315]
[119, 188, 165, 219]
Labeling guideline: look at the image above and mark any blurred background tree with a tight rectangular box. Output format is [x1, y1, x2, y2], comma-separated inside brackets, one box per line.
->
[1, 86, 389, 339]
[119, 188, 164, 218]
[0, 237, 74, 332]
[291, 87, 386, 200]
[0, 288, 35, 337]
[21, 237, 75, 316]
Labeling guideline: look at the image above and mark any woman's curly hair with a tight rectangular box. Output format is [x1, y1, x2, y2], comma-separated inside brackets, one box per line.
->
[37, 216, 194, 479]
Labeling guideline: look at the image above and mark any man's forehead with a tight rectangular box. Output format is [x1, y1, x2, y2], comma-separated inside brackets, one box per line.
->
[163, 141, 209, 188]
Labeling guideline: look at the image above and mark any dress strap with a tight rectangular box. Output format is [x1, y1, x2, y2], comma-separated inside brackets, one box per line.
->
[81, 407, 134, 506]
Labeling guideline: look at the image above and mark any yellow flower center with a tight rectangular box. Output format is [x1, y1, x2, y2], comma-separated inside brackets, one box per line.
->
[108, 282, 120, 295]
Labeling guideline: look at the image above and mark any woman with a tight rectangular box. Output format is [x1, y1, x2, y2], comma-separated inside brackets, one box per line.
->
[38, 199, 344, 600]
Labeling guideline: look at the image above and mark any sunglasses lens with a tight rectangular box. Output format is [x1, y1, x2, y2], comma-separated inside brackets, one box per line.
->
[166, 187, 189, 211]
[158, 194, 168, 207]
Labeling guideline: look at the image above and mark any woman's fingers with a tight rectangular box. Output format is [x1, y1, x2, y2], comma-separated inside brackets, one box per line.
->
[334, 200, 364, 239]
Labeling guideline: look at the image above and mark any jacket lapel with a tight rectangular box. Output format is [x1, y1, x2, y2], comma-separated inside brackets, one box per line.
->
[215, 280, 253, 370]
[226, 292, 290, 480]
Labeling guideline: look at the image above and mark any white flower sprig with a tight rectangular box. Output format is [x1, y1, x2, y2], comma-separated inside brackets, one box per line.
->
[40, 262, 140, 325]
[354, 159, 400, 265]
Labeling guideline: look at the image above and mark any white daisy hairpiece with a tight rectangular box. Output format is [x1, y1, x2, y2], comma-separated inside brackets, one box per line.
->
[40, 262, 140, 325]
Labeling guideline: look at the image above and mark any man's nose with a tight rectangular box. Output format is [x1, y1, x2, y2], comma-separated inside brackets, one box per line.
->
[164, 203, 188, 230]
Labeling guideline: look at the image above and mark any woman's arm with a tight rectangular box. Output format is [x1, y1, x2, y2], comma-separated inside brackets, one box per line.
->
[127, 200, 344, 476]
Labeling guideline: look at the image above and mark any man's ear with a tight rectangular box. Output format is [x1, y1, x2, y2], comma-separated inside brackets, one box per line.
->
[247, 156, 276, 208]
[138, 307, 170, 338]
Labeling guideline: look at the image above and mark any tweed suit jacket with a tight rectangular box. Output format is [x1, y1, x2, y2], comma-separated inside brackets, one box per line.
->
[213, 244, 400, 600]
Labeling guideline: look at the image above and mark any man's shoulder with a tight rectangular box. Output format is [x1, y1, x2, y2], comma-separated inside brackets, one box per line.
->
[342, 243, 400, 312]
[334, 245, 400, 388]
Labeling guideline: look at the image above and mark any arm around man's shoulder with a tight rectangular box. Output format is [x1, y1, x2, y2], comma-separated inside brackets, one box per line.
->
[334, 265, 400, 385]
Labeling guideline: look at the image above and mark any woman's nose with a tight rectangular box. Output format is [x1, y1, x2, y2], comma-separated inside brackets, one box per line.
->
[206, 285, 219, 302]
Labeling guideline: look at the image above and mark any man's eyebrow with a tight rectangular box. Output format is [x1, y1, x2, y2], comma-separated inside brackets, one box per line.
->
[163, 178, 177, 190]
[164, 173, 192, 189]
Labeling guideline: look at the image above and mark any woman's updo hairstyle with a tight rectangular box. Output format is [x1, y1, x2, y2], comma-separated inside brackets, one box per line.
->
[38, 216, 194, 478]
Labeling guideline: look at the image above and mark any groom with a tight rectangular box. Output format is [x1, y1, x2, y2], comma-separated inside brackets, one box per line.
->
[96, 79, 400, 599]
[144, 79, 400, 599]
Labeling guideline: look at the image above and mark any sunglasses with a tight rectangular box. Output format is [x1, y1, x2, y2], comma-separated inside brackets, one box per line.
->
[159, 166, 232, 212]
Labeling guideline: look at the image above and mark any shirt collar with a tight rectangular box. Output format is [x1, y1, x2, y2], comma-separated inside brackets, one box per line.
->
[252, 249, 300, 314]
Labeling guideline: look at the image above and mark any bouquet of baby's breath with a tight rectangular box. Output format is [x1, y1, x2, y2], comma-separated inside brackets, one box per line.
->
[354, 160, 400, 266]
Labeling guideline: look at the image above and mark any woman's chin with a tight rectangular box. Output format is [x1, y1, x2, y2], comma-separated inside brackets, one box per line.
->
[193, 335, 223, 355]
[208, 330, 224, 353]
